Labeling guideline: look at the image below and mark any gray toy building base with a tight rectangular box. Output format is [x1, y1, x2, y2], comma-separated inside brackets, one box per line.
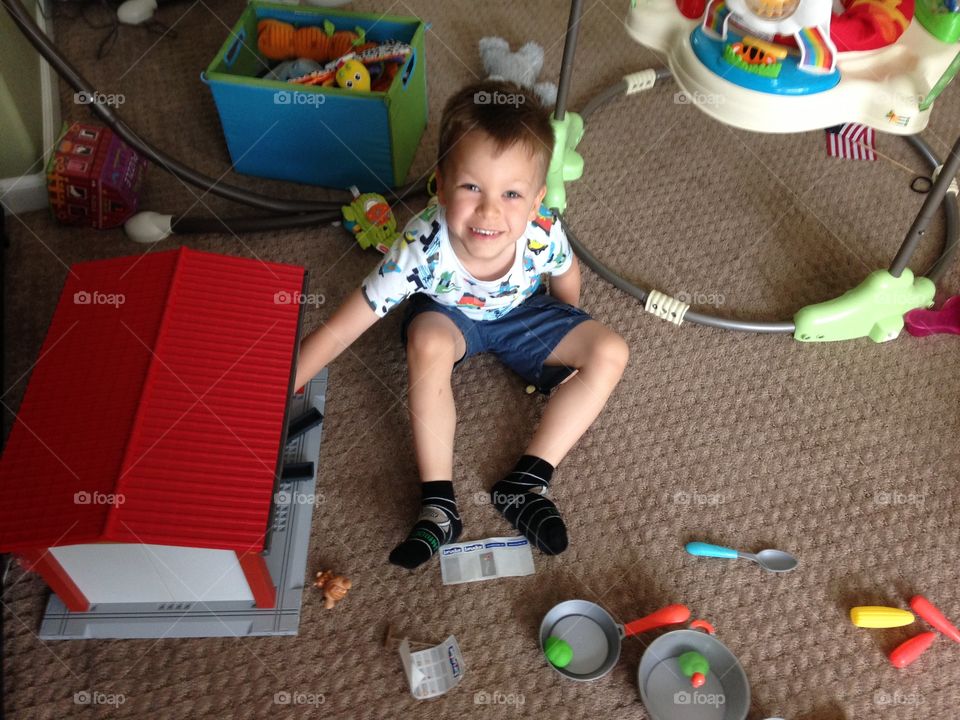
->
[38, 371, 328, 640]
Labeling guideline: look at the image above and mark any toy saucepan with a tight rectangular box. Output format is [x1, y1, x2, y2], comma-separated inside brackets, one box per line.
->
[538, 600, 691, 680]
[638, 628, 750, 720]
[540, 601, 750, 720]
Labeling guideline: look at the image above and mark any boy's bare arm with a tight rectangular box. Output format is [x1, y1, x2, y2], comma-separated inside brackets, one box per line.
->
[294, 287, 380, 390]
[549, 256, 581, 307]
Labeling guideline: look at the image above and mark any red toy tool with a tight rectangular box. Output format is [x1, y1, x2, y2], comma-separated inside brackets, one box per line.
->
[910, 595, 960, 644]
[889, 632, 937, 668]
[622, 604, 692, 636]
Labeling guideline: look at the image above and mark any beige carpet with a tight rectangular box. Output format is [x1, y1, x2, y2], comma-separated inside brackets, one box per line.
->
[4, 0, 960, 717]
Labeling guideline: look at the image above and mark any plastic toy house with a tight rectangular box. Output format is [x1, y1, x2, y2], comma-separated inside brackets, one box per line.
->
[46, 121, 147, 229]
[0, 247, 306, 612]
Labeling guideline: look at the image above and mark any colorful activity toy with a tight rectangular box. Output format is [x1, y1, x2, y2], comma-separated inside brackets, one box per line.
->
[625, 0, 958, 134]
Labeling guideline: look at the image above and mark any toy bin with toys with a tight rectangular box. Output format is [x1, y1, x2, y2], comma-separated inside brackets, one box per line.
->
[202, 2, 427, 191]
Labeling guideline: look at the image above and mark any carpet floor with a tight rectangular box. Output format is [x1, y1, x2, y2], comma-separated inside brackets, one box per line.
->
[3, 0, 960, 717]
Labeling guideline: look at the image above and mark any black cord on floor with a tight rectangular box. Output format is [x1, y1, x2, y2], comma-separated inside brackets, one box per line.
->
[45, 0, 176, 59]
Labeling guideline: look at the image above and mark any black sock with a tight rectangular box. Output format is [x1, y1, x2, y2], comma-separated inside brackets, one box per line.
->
[491, 455, 568, 555]
[389, 481, 463, 570]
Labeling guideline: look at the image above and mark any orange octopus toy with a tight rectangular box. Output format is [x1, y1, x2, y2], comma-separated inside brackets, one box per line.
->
[257, 19, 376, 63]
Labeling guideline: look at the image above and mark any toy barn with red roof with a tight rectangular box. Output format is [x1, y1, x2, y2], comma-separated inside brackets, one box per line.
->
[0, 247, 307, 613]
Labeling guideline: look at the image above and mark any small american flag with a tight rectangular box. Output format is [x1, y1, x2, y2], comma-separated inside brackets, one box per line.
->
[825, 123, 877, 161]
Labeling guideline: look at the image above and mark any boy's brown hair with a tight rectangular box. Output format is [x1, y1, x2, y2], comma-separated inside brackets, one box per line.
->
[437, 80, 555, 183]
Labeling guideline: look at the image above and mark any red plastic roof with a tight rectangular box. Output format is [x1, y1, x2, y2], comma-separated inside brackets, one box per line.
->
[0, 247, 305, 553]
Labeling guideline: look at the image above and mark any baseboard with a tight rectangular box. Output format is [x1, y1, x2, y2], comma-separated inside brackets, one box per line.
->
[0, 174, 48, 215]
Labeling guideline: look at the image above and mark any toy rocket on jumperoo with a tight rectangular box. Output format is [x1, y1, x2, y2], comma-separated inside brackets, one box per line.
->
[701, 0, 837, 73]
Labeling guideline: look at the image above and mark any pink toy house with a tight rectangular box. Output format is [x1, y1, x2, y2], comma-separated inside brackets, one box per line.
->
[0, 247, 305, 611]
[46, 122, 147, 229]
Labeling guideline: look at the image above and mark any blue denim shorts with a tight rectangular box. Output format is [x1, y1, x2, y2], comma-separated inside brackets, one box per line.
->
[401, 290, 592, 393]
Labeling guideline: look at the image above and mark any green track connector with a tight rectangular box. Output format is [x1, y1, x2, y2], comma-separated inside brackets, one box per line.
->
[545, 112, 585, 214]
[794, 269, 935, 343]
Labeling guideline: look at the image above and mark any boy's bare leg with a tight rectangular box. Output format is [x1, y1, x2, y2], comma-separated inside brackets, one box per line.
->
[406, 312, 466, 480]
[491, 321, 628, 555]
[527, 320, 629, 464]
[389, 312, 467, 569]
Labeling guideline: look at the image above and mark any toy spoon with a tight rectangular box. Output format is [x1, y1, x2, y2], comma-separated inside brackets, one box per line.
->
[685, 541, 798, 573]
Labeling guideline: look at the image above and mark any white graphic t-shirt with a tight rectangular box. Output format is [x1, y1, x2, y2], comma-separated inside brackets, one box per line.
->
[361, 200, 573, 321]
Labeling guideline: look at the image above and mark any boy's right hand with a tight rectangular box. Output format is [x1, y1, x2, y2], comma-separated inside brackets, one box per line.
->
[294, 287, 380, 391]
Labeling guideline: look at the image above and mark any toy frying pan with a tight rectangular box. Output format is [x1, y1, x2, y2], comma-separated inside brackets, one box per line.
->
[539, 600, 690, 681]
[638, 629, 750, 720]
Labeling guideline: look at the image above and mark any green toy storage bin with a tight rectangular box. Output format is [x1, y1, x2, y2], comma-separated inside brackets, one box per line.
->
[203, 1, 428, 191]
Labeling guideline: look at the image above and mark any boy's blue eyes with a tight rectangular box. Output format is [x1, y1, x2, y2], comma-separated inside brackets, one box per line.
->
[459, 184, 522, 199]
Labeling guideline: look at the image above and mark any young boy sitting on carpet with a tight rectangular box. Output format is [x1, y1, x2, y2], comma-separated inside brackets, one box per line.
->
[295, 80, 629, 569]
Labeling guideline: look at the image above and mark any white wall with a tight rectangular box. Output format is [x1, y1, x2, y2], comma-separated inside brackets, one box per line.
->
[1, 0, 61, 213]
[50, 543, 256, 605]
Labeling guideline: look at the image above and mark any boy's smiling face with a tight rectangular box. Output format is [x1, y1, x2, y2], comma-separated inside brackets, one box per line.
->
[436, 130, 547, 276]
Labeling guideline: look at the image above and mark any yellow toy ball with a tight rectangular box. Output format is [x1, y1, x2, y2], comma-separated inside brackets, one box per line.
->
[336, 60, 370, 92]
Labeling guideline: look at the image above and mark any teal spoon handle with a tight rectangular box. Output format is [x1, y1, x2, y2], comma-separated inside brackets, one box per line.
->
[685, 542, 738, 559]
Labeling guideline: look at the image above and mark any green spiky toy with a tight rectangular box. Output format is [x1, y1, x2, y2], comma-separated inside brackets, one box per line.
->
[341, 190, 400, 254]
